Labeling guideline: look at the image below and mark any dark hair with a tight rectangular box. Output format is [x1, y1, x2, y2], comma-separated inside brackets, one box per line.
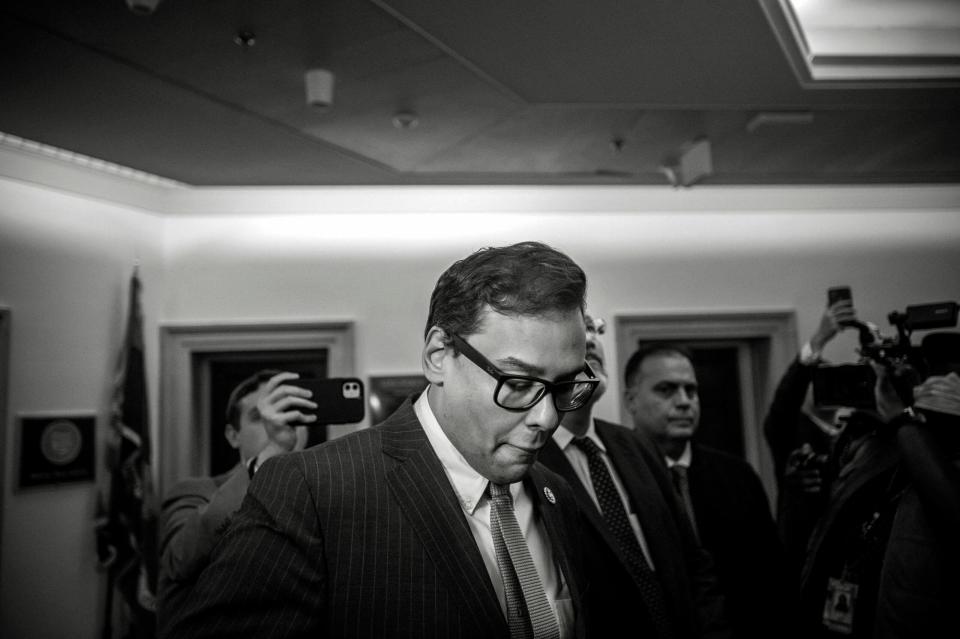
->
[424, 241, 587, 341]
[921, 331, 960, 376]
[224, 369, 282, 429]
[623, 342, 694, 388]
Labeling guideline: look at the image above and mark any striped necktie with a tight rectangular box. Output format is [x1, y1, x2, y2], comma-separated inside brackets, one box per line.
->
[572, 437, 674, 638]
[488, 482, 560, 639]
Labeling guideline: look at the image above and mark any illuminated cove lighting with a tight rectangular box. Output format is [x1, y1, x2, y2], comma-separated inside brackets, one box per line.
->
[761, 0, 960, 86]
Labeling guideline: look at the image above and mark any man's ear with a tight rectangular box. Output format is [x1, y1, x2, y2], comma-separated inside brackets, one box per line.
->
[422, 326, 449, 385]
[224, 423, 240, 449]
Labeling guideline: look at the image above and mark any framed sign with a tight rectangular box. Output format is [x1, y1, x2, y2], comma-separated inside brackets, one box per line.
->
[18, 413, 96, 488]
[368, 375, 428, 424]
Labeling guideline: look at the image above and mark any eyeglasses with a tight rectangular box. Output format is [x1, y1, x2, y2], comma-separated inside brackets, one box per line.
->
[450, 333, 599, 412]
[585, 316, 606, 336]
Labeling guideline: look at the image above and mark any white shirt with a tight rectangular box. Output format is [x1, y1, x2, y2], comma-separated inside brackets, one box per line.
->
[414, 390, 573, 637]
[554, 423, 656, 569]
[665, 440, 693, 471]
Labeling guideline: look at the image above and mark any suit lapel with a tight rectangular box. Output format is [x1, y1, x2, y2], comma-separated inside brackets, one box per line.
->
[526, 464, 585, 639]
[380, 400, 505, 636]
[601, 426, 666, 535]
[539, 439, 628, 565]
[595, 421, 687, 590]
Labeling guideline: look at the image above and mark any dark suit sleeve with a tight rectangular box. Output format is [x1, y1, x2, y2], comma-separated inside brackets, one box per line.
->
[762, 356, 814, 483]
[691, 448, 797, 639]
[159, 465, 249, 585]
[646, 451, 732, 639]
[160, 455, 327, 639]
[629, 429, 732, 639]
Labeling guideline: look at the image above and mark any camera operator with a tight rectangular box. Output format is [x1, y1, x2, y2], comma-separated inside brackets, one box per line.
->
[762, 297, 858, 570]
[797, 331, 960, 638]
[157, 370, 315, 621]
[873, 333, 960, 638]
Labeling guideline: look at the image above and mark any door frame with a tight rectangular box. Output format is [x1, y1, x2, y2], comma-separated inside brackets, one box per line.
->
[615, 309, 797, 502]
[159, 320, 354, 496]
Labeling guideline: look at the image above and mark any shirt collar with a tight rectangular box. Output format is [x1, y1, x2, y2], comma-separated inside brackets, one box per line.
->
[414, 389, 493, 515]
[666, 440, 693, 468]
[555, 420, 607, 453]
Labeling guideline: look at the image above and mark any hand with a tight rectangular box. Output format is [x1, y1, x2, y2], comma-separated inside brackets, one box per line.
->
[810, 300, 857, 352]
[256, 372, 317, 457]
[784, 443, 827, 495]
[914, 372, 960, 417]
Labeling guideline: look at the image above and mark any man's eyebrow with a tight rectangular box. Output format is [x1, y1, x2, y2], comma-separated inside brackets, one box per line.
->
[496, 356, 544, 377]
[656, 380, 698, 388]
[496, 356, 582, 381]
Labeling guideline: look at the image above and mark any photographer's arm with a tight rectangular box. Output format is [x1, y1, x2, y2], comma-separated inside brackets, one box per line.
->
[763, 359, 816, 480]
[808, 299, 856, 355]
[896, 373, 960, 536]
[160, 467, 251, 583]
[763, 300, 856, 479]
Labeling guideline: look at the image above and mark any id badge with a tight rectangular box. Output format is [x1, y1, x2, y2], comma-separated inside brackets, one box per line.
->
[822, 577, 858, 634]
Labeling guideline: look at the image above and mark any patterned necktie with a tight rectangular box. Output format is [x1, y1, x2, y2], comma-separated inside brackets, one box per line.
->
[488, 482, 560, 639]
[572, 437, 674, 638]
[669, 465, 700, 543]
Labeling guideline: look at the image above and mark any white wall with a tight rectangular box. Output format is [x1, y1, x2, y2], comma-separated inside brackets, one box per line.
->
[1, 147, 959, 639]
[0, 175, 163, 639]
[162, 186, 960, 422]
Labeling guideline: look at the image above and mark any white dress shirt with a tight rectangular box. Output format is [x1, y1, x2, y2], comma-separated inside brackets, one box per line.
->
[664, 440, 694, 474]
[414, 390, 573, 638]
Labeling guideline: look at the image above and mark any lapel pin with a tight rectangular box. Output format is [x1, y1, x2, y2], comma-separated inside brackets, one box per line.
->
[543, 486, 556, 504]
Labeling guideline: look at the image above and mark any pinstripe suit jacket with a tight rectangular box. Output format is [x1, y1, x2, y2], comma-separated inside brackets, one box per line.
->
[539, 419, 730, 639]
[160, 398, 590, 639]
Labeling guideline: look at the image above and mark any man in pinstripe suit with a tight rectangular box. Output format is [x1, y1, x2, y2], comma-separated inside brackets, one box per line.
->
[161, 241, 600, 639]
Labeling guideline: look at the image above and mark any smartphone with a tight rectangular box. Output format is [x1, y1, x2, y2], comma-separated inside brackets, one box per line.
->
[827, 286, 852, 307]
[286, 377, 365, 425]
[812, 363, 876, 410]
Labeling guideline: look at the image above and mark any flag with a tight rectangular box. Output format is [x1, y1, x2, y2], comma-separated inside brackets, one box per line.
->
[95, 268, 158, 639]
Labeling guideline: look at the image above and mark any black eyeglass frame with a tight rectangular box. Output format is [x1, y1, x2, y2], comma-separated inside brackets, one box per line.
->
[449, 333, 599, 413]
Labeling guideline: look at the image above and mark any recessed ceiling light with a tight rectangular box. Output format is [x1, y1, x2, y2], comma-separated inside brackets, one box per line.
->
[392, 111, 420, 130]
[234, 30, 256, 47]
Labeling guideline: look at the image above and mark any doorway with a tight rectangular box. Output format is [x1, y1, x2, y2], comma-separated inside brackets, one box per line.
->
[199, 349, 330, 477]
[615, 310, 796, 504]
[159, 321, 354, 496]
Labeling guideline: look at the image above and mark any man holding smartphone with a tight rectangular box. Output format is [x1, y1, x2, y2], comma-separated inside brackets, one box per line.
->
[762, 290, 859, 571]
[161, 241, 598, 639]
[157, 369, 312, 618]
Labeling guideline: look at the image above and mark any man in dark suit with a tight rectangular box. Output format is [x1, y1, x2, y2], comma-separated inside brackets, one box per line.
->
[157, 369, 311, 618]
[160, 241, 600, 639]
[624, 343, 796, 639]
[538, 315, 730, 639]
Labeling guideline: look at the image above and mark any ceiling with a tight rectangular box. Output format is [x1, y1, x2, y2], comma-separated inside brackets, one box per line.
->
[2, 0, 960, 187]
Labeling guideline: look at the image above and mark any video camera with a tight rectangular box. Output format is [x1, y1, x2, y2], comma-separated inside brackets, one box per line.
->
[813, 300, 959, 410]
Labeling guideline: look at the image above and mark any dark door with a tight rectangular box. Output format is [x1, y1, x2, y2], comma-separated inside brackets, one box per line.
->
[202, 349, 329, 476]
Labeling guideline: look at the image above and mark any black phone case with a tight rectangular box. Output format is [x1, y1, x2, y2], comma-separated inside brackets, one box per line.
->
[288, 377, 365, 425]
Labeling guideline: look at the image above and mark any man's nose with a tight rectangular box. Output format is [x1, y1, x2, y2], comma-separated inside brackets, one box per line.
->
[585, 331, 599, 349]
[526, 391, 561, 431]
